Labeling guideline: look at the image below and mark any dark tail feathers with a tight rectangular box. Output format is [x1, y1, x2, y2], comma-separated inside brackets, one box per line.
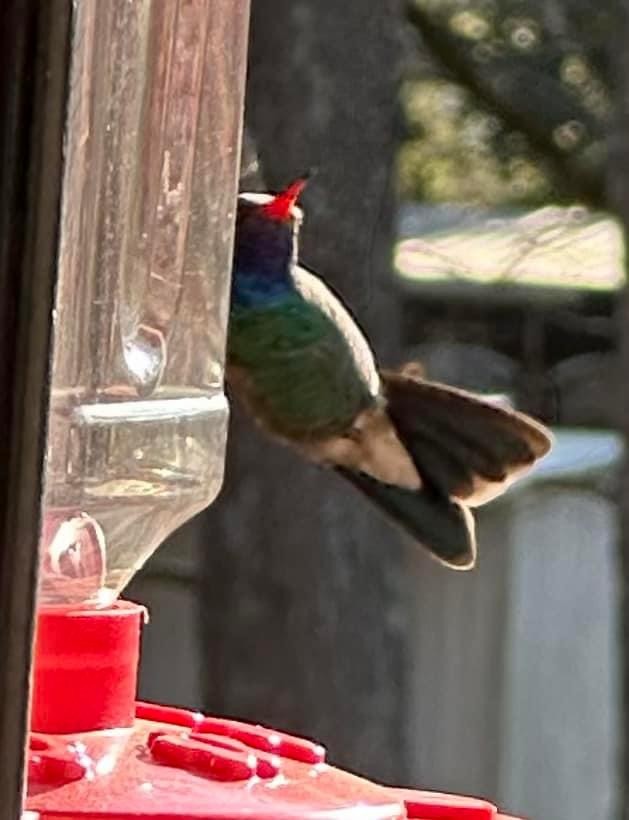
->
[337, 370, 552, 570]
[336, 466, 477, 569]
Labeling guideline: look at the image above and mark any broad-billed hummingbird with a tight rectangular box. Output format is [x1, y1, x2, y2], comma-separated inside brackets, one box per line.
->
[227, 176, 552, 569]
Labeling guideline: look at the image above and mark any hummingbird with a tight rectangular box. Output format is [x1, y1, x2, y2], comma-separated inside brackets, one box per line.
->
[226, 176, 552, 569]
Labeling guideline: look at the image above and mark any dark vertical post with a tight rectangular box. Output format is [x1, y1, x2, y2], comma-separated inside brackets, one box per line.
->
[0, 1, 71, 817]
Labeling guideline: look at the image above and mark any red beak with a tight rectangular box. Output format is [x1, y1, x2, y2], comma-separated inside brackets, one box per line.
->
[261, 175, 310, 221]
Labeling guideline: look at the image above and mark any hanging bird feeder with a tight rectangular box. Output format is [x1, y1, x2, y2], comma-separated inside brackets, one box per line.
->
[1, 2, 526, 818]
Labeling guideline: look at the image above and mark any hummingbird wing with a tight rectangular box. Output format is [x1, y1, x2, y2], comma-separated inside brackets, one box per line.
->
[290, 265, 426, 490]
[292, 265, 380, 397]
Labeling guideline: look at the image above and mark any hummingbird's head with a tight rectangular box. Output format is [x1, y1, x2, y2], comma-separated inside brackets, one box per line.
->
[233, 175, 310, 292]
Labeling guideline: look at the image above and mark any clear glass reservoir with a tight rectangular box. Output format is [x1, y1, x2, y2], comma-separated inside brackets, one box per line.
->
[39, 0, 250, 606]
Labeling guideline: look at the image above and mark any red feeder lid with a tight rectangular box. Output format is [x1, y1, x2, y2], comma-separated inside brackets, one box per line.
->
[26, 604, 525, 820]
[26, 703, 520, 820]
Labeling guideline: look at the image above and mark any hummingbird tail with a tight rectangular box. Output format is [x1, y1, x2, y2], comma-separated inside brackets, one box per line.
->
[381, 369, 552, 509]
[335, 370, 552, 570]
[336, 466, 477, 569]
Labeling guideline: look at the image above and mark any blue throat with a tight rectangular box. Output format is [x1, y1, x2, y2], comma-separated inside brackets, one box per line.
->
[231, 221, 296, 308]
[231, 267, 294, 307]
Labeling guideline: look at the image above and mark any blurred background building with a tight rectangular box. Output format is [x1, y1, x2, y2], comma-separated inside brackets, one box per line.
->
[126, 2, 628, 819]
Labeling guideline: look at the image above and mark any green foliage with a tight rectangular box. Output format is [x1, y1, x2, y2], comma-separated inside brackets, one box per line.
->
[399, 78, 551, 206]
[401, 0, 619, 209]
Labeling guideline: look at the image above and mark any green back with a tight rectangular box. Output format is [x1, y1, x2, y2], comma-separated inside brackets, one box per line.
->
[228, 294, 373, 439]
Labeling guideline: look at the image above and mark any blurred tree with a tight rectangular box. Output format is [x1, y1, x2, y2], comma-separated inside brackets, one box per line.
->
[395, 0, 624, 434]
[401, 0, 619, 208]
[199, 0, 415, 783]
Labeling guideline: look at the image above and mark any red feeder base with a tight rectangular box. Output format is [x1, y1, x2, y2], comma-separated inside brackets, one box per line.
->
[25, 603, 525, 820]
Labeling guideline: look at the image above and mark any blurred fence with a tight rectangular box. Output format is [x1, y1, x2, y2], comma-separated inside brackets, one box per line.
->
[407, 430, 622, 820]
